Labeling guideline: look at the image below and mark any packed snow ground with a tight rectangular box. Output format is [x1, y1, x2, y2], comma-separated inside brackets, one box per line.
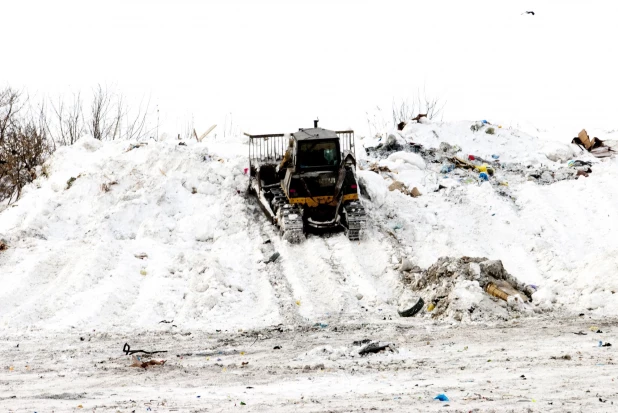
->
[1, 317, 616, 412]
[1, 120, 617, 410]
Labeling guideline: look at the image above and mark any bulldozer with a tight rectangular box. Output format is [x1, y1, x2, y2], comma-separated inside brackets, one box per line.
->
[247, 120, 366, 242]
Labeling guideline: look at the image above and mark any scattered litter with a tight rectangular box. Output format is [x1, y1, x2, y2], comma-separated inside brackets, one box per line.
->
[66, 176, 78, 189]
[491, 154, 499, 159]
[434, 393, 449, 402]
[159, 320, 173, 324]
[399, 258, 420, 272]
[265, 252, 280, 264]
[134, 253, 148, 260]
[140, 269, 147, 276]
[240, 401, 246, 405]
[573, 331, 587, 336]
[369, 163, 394, 173]
[125, 142, 148, 152]
[405, 257, 532, 320]
[130, 355, 166, 369]
[358, 341, 397, 356]
[397, 294, 424, 317]
[0, 241, 7, 251]
[315, 323, 328, 328]
[273, 346, 281, 350]
[479, 172, 489, 181]
[123, 343, 167, 356]
[550, 355, 572, 360]
[598, 341, 612, 347]
[571, 129, 615, 158]
[100, 180, 118, 192]
[388, 180, 421, 197]
[485, 282, 509, 301]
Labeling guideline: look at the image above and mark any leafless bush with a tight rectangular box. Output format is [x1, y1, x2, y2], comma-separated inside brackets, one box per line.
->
[366, 106, 390, 139]
[0, 87, 24, 141]
[1, 87, 51, 204]
[88, 84, 151, 141]
[180, 115, 195, 141]
[89, 84, 120, 141]
[392, 88, 446, 127]
[123, 96, 150, 141]
[48, 92, 84, 146]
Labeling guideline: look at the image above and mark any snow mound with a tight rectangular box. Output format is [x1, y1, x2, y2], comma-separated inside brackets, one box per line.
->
[1, 120, 617, 333]
[0, 137, 400, 332]
[358, 120, 618, 317]
[402, 256, 534, 322]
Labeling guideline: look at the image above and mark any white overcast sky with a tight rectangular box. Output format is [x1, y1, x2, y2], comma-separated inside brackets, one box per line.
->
[3, 0, 618, 137]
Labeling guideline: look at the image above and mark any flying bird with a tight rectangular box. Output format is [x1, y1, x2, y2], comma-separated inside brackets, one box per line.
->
[523, 11, 535, 15]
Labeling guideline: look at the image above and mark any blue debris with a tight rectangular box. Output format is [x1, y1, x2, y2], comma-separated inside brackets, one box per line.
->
[479, 172, 489, 181]
[440, 164, 455, 173]
[434, 393, 450, 402]
[491, 154, 499, 159]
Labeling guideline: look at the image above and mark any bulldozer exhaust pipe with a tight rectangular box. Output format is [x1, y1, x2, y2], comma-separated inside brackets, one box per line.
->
[314, 119, 319, 128]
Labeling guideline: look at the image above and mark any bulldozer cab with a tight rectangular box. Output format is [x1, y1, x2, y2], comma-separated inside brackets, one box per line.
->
[296, 137, 340, 170]
[248, 124, 355, 179]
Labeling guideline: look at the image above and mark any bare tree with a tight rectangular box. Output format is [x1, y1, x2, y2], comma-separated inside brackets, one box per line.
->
[366, 105, 390, 139]
[123, 96, 150, 140]
[48, 92, 84, 146]
[0, 87, 25, 143]
[1, 87, 51, 204]
[88, 85, 151, 141]
[392, 88, 446, 127]
[89, 84, 116, 141]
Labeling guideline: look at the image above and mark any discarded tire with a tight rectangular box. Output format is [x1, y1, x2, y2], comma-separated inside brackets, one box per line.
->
[397, 296, 424, 317]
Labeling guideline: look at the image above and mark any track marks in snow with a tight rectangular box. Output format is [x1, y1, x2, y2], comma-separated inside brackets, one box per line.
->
[272, 225, 398, 323]
[250, 209, 304, 326]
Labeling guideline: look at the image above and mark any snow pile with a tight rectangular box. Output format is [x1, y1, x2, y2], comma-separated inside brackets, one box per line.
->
[0, 135, 400, 332]
[1, 119, 617, 332]
[402, 256, 535, 322]
[358, 120, 618, 317]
